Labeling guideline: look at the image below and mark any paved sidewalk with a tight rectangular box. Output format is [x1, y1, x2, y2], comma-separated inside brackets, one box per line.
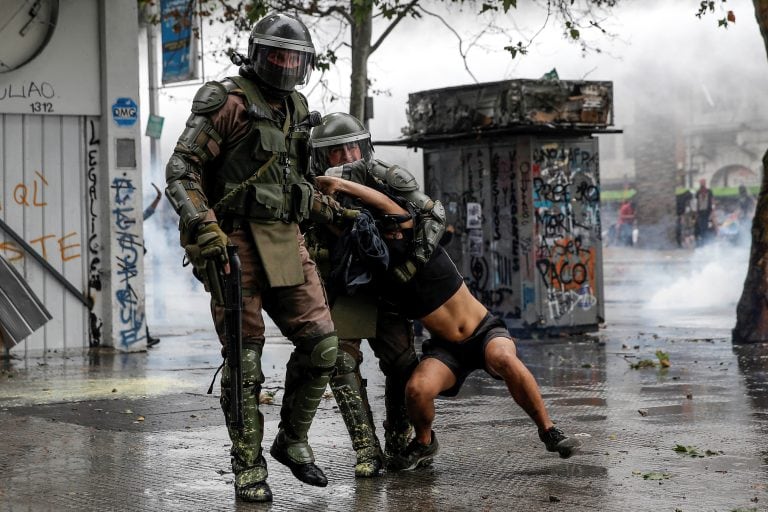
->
[1, 246, 767, 511]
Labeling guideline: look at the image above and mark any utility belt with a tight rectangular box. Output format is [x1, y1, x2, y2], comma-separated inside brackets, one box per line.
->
[215, 181, 313, 227]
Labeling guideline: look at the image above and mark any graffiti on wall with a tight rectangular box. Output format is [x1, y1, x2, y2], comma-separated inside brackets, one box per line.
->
[110, 174, 145, 347]
[86, 119, 103, 346]
[0, 168, 83, 263]
[425, 139, 601, 327]
[532, 142, 601, 321]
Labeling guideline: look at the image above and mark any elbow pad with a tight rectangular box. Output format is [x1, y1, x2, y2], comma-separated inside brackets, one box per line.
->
[413, 200, 446, 265]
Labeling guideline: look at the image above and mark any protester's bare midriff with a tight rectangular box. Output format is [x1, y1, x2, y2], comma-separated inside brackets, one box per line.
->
[420, 283, 488, 342]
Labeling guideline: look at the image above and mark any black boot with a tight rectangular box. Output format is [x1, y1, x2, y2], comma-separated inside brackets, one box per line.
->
[236, 481, 272, 502]
[270, 432, 328, 487]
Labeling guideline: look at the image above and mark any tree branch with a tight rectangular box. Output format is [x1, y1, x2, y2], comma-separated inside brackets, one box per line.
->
[277, 1, 353, 24]
[415, 4, 479, 83]
[370, 0, 420, 54]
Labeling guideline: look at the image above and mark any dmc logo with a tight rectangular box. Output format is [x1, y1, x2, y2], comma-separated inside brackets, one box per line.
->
[112, 97, 138, 127]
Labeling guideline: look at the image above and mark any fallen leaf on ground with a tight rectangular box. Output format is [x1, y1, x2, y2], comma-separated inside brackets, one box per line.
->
[641, 472, 670, 480]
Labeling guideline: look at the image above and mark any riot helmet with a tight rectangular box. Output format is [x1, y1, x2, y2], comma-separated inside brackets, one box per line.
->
[248, 12, 315, 94]
[310, 113, 374, 175]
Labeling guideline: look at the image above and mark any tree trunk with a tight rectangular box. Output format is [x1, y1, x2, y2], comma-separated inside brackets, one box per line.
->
[349, 1, 372, 122]
[732, 0, 768, 343]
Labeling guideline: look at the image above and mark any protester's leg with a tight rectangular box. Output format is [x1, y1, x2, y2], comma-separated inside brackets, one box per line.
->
[330, 338, 383, 477]
[484, 337, 553, 428]
[405, 358, 456, 444]
[388, 358, 455, 471]
[264, 238, 337, 486]
[484, 337, 581, 458]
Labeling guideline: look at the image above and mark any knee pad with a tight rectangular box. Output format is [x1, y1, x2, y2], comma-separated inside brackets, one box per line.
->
[335, 346, 360, 375]
[309, 334, 338, 370]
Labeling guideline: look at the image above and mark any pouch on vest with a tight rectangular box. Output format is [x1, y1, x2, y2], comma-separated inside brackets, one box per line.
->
[253, 125, 287, 155]
[330, 294, 377, 340]
[249, 183, 286, 220]
[290, 182, 313, 223]
[249, 221, 304, 287]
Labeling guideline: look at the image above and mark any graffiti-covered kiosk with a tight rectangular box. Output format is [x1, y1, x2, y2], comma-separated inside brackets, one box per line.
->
[395, 79, 616, 334]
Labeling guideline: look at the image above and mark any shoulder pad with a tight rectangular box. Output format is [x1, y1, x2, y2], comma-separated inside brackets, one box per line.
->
[384, 163, 418, 193]
[191, 81, 228, 114]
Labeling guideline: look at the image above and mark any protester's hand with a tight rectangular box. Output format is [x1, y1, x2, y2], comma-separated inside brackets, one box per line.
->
[315, 175, 344, 196]
[148, 182, 163, 210]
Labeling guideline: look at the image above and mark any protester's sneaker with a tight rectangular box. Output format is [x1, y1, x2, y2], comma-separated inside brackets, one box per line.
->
[388, 431, 439, 471]
[539, 426, 582, 459]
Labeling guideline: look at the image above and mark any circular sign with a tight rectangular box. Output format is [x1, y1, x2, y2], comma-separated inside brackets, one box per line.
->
[112, 97, 138, 127]
[0, 0, 59, 73]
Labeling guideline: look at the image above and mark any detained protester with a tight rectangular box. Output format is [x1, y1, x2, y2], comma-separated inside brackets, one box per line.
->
[314, 168, 583, 471]
[164, 12, 349, 502]
[305, 113, 446, 476]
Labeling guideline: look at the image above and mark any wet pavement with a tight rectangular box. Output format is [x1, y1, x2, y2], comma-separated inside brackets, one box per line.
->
[1, 246, 767, 511]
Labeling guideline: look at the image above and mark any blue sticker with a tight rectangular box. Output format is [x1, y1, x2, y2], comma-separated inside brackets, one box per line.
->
[112, 98, 138, 127]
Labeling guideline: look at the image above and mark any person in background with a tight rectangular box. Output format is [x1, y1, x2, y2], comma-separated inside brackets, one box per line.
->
[616, 200, 635, 246]
[694, 179, 716, 246]
[314, 172, 582, 472]
[143, 183, 162, 348]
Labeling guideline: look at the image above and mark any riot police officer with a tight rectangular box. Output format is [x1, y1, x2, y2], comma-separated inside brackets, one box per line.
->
[306, 113, 446, 476]
[165, 12, 339, 502]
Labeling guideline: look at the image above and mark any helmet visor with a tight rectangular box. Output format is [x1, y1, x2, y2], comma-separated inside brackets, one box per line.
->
[311, 140, 373, 175]
[253, 45, 313, 91]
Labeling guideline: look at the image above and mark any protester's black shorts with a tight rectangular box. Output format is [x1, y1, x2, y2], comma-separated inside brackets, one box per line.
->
[421, 313, 513, 397]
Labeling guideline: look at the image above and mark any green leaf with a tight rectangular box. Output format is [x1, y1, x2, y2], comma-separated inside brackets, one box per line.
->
[629, 359, 656, 370]
[501, 0, 517, 13]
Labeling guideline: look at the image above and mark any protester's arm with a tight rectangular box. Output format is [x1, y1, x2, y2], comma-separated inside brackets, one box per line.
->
[315, 175, 413, 229]
[143, 183, 163, 220]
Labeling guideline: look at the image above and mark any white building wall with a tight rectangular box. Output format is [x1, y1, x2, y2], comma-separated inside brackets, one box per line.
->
[0, 0, 146, 356]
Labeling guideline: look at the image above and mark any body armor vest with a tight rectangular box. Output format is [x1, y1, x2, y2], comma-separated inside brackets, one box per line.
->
[207, 75, 312, 224]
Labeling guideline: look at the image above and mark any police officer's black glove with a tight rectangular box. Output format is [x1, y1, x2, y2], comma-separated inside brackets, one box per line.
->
[391, 259, 418, 284]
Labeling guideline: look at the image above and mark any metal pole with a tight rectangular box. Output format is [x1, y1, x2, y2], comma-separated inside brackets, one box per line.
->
[146, 2, 161, 176]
